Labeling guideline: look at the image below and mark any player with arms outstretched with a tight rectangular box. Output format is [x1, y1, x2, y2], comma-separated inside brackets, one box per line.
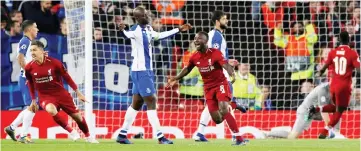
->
[25, 40, 98, 143]
[4, 20, 38, 143]
[194, 10, 246, 142]
[167, 31, 248, 145]
[311, 31, 360, 139]
[116, 6, 192, 144]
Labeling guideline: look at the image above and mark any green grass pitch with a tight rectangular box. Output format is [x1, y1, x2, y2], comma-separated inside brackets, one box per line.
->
[1, 139, 360, 151]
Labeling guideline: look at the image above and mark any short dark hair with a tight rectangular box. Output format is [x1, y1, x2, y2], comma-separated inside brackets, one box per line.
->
[9, 10, 21, 18]
[197, 31, 209, 40]
[21, 20, 35, 32]
[6, 20, 19, 31]
[339, 31, 349, 44]
[211, 10, 226, 24]
[31, 40, 45, 49]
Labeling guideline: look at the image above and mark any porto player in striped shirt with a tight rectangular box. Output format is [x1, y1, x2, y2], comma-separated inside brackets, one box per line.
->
[312, 31, 360, 139]
[167, 31, 248, 145]
[25, 40, 98, 143]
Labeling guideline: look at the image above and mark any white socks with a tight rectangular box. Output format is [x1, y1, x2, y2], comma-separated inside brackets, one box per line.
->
[119, 106, 138, 135]
[196, 107, 211, 134]
[21, 109, 35, 137]
[10, 109, 26, 130]
[147, 110, 164, 138]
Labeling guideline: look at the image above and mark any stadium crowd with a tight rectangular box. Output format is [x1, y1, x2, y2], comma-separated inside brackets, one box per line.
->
[1, 1, 360, 110]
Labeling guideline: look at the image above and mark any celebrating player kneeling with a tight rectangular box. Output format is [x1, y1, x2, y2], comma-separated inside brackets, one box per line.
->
[25, 40, 98, 143]
[167, 31, 248, 146]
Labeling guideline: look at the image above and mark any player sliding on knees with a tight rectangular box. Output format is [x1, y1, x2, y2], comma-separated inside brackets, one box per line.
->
[309, 31, 360, 139]
[24, 40, 98, 143]
[167, 31, 248, 146]
[265, 82, 343, 139]
[116, 6, 192, 144]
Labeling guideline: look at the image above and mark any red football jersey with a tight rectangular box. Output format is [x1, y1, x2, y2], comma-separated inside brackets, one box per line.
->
[187, 48, 227, 88]
[25, 57, 78, 99]
[325, 45, 360, 87]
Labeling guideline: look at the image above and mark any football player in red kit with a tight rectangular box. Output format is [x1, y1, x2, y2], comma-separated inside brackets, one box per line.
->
[312, 31, 360, 139]
[167, 31, 248, 145]
[25, 40, 98, 143]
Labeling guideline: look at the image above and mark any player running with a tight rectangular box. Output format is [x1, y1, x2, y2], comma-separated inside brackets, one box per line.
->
[311, 31, 360, 139]
[24, 40, 98, 143]
[167, 31, 248, 145]
[116, 6, 192, 144]
[194, 10, 246, 142]
[4, 20, 38, 143]
[265, 83, 343, 139]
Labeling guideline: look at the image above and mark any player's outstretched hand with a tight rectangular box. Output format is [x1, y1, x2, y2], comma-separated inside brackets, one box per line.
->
[76, 90, 88, 103]
[179, 24, 192, 32]
[228, 59, 239, 67]
[28, 100, 38, 113]
[118, 23, 126, 31]
[166, 77, 178, 88]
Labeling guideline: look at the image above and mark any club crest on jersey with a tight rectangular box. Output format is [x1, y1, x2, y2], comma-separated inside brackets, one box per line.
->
[20, 44, 27, 49]
[208, 59, 212, 65]
[213, 43, 219, 49]
[48, 69, 53, 81]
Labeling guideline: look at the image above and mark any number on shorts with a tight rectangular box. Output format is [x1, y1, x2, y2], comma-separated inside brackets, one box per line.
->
[333, 56, 347, 75]
[220, 85, 225, 94]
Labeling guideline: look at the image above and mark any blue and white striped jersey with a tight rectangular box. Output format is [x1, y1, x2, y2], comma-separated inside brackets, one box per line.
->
[123, 24, 179, 71]
[208, 29, 230, 80]
[17, 36, 32, 77]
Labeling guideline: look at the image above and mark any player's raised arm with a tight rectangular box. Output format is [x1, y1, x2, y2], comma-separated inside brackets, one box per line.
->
[118, 23, 135, 39]
[166, 59, 195, 88]
[151, 24, 192, 40]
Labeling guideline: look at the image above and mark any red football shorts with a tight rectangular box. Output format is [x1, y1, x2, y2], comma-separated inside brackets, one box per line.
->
[204, 81, 232, 112]
[330, 84, 352, 108]
[39, 92, 79, 115]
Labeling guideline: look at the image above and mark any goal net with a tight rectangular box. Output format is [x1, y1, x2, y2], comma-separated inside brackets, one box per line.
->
[69, 0, 360, 139]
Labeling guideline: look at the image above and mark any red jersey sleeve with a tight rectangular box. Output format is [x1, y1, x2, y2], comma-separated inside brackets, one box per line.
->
[352, 51, 360, 68]
[187, 53, 196, 70]
[24, 64, 36, 100]
[54, 59, 78, 90]
[213, 50, 227, 66]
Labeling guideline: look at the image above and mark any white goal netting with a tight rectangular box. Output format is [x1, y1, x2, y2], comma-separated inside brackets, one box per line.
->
[67, 0, 361, 139]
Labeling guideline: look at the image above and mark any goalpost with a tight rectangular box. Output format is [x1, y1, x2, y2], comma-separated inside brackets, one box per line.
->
[64, 0, 360, 139]
[63, 0, 94, 137]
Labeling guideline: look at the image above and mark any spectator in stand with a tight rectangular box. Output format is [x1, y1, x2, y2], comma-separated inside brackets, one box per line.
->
[9, 10, 23, 24]
[92, 0, 106, 29]
[1, 16, 7, 30]
[233, 61, 262, 111]
[22, 0, 59, 34]
[347, 1, 359, 16]
[274, 21, 318, 81]
[261, 85, 272, 110]
[260, 2, 284, 33]
[51, 1, 65, 19]
[59, 18, 67, 36]
[5, 21, 21, 37]
[351, 7, 360, 33]
[93, 27, 103, 42]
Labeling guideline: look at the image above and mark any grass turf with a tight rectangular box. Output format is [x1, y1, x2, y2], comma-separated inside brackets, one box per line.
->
[1, 139, 360, 151]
